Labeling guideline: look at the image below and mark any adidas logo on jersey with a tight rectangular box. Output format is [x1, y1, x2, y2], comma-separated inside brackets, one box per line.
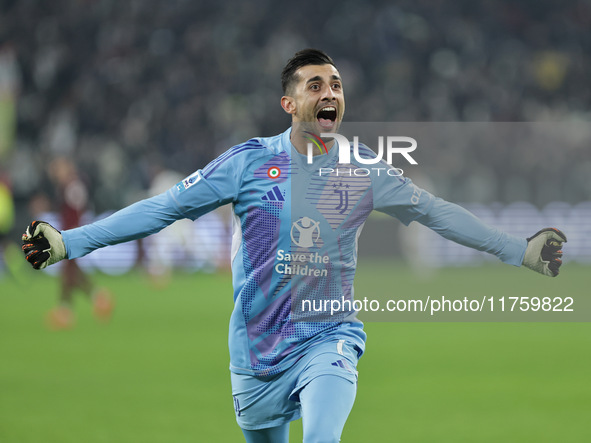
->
[262, 185, 285, 202]
[331, 359, 353, 373]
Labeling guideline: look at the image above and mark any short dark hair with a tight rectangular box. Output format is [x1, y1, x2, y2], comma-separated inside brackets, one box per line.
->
[281, 48, 336, 94]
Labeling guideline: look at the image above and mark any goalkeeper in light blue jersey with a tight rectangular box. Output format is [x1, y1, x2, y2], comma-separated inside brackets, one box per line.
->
[22, 49, 567, 443]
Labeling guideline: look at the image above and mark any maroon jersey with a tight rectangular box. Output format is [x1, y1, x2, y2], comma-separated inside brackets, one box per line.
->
[60, 178, 88, 230]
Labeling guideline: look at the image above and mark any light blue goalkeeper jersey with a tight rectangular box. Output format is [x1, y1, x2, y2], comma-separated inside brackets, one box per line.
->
[62, 127, 527, 376]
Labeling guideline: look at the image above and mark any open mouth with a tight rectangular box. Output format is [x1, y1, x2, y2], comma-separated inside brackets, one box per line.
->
[317, 106, 337, 129]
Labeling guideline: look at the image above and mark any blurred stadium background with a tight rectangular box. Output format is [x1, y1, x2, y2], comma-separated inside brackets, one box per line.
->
[1, 0, 590, 442]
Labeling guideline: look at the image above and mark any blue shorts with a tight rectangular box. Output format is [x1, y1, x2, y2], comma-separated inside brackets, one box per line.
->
[230, 338, 360, 430]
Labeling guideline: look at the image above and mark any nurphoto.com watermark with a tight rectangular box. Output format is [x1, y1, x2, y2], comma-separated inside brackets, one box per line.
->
[298, 294, 587, 322]
[305, 132, 418, 177]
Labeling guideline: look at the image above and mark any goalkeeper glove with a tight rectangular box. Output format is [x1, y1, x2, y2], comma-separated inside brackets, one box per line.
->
[22, 221, 67, 270]
[522, 228, 567, 277]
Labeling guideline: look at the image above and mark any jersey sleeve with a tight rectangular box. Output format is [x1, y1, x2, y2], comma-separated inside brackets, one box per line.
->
[168, 147, 244, 220]
[62, 191, 186, 259]
[371, 166, 526, 266]
[372, 167, 436, 226]
[413, 198, 527, 265]
[62, 144, 249, 259]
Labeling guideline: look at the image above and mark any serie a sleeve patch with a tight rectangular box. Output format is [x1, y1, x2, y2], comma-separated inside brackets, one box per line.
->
[176, 171, 202, 193]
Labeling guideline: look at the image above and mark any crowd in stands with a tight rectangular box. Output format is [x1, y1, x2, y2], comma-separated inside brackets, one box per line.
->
[1, 0, 590, 233]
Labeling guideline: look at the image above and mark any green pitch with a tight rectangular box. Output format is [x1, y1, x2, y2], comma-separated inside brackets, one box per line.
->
[1, 263, 589, 442]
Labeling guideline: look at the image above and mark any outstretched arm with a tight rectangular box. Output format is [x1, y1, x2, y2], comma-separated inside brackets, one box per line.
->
[415, 198, 566, 276]
[22, 142, 255, 269]
[22, 191, 185, 269]
[62, 191, 185, 259]
[415, 197, 527, 266]
[372, 171, 567, 277]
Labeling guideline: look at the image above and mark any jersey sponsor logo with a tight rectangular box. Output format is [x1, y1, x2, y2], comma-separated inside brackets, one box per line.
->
[267, 167, 281, 179]
[275, 249, 329, 277]
[261, 185, 285, 202]
[290, 216, 321, 248]
[176, 171, 201, 193]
